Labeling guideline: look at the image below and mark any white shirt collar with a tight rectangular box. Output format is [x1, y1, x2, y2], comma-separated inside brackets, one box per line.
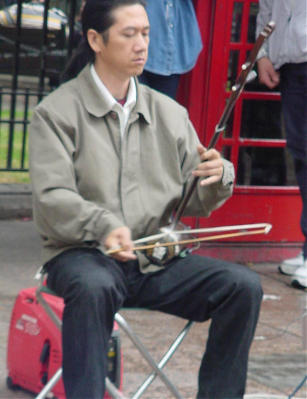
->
[90, 64, 136, 111]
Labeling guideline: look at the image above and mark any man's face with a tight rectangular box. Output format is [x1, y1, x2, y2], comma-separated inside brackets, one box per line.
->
[95, 4, 150, 80]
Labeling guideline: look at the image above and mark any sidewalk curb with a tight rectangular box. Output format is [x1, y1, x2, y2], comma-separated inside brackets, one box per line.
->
[0, 184, 32, 219]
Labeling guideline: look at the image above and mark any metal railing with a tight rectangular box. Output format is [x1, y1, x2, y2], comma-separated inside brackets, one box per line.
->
[0, 0, 80, 172]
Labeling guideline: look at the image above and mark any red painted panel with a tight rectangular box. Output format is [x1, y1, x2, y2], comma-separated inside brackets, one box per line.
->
[196, 191, 303, 244]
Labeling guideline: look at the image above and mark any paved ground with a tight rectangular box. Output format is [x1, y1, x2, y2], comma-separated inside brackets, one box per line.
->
[0, 219, 306, 399]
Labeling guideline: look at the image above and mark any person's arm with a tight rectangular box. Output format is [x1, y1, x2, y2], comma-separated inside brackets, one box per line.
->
[256, 0, 280, 89]
[29, 106, 124, 247]
[256, 0, 273, 60]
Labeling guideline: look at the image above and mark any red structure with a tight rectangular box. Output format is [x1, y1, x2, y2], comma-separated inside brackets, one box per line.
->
[178, 0, 303, 262]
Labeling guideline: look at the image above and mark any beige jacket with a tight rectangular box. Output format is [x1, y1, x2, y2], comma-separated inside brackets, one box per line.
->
[29, 65, 234, 270]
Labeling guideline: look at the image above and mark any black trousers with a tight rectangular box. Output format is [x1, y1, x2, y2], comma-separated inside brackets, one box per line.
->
[280, 62, 307, 259]
[45, 248, 263, 399]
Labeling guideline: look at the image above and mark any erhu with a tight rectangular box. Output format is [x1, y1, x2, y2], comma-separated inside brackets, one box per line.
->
[108, 21, 276, 265]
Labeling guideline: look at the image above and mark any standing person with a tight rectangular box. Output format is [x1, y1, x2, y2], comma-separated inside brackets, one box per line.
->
[256, 0, 307, 289]
[138, 0, 202, 99]
[29, 1, 262, 398]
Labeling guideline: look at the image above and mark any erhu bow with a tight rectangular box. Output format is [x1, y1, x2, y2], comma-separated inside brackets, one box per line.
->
[106, 223, 273, 260]
[107, 21, 275, 265]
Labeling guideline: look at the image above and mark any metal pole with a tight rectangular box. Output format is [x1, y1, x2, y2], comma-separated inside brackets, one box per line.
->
[7, 0, 23, 169]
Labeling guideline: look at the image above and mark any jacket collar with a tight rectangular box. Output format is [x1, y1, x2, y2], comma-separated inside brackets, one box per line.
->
[133, 79, 152, 125]
[77, 64, 152, 125]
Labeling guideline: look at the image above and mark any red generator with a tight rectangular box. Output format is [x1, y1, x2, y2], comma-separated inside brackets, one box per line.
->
[6, 287, 122, 399]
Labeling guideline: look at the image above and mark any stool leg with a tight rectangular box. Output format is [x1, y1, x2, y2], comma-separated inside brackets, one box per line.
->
[106, 377, 128, 399]
[115, 313, 184, 399]
[131, 321, 193, 399]
[35, 368, 62, 399]
[36, 289, 62, 331]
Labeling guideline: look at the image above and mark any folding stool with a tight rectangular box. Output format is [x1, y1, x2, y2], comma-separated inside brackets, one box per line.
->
[34, 266, 194, 399]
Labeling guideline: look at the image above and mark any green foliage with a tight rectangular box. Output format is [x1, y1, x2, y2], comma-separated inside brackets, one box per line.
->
[0, 109, 30, 183]
[0, 171, 30, 183]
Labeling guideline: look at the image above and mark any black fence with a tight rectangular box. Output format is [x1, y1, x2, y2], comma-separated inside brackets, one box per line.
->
[0, 0, 81, 172]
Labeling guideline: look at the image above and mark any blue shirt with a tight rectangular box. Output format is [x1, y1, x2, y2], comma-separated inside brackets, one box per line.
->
[144, 0, 203, 76]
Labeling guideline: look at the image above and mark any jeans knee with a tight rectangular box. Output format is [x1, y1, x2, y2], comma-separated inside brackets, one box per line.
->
[234, 267, 263, 307]
[68, 275, 121, 311]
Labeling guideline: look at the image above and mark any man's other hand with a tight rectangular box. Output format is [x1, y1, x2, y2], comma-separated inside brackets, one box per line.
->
[104, 226, 137, 262]
[192, 145, 224, 186]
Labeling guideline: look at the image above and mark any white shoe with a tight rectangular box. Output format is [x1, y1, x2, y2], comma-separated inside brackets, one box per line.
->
[278, 252, 304, 276]
[291, 260, 307, 289]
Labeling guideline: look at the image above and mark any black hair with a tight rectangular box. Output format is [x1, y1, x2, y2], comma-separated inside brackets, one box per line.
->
[61, 0, 146, 83]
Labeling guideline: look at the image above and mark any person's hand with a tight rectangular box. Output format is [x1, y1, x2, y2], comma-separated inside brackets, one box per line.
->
[104, 226, 137, 262]
[257, 57, 280, 89]
[192, 145, 224, 186]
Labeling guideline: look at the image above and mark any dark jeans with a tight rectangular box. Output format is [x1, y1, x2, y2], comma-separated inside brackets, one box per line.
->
[294, 159, 307, 258]
[138, 70, 181, 99]
[45, 248, 263, 399]
[280, 62, 307, 258]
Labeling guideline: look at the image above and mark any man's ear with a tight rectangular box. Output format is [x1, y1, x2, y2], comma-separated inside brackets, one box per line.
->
[87, 29, 104, 54]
